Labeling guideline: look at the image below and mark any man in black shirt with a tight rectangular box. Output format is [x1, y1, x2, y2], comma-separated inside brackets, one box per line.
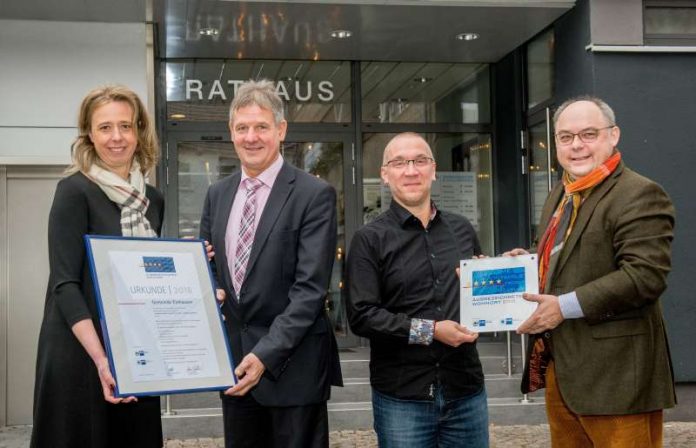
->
[346, 132, 488, 447]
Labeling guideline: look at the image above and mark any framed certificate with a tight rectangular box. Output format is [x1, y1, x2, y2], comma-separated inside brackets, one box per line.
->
[85, 235, 236, 397]
[460, 254, 539, 333]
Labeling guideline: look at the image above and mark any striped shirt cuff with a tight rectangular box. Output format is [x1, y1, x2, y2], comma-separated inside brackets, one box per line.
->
[409, 318, 435, 345]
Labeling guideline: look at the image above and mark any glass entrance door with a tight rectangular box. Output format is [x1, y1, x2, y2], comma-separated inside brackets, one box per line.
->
[168, 134, 358, 347]
[527, 108, 560, 243]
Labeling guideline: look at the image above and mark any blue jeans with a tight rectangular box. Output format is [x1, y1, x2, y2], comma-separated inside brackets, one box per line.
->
[372, 386, 489, 448]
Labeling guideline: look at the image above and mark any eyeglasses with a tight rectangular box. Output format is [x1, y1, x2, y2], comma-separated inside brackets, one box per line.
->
[555, 126, 614, 145]
[383, 156, 434, 169]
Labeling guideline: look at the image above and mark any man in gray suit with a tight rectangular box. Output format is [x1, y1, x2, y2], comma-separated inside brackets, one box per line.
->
[200, 80, 342, 448]
[508, 96, 675, 447]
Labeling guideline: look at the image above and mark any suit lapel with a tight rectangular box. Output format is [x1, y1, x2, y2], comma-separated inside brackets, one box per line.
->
[245, 162, 296, 280]
[554, 163, 624, 277]
[218, 173, 241, 303]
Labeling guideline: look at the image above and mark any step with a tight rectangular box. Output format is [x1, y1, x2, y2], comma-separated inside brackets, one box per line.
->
[160, 339, 536, 437]
[161, 396, 549, 438]
[339, 354, 524, 377]
[329, 375, 526, 403]
[338, 342, 527, 375]
[164, 374, 529, 412]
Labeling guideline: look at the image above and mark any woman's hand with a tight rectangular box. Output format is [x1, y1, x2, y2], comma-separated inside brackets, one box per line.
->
[95, 357, 137, 404]
[72, 319, 138, 404]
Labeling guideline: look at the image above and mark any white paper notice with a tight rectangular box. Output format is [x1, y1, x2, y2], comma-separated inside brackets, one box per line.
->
[460, 255, 539, 333]
[431, 172, 478, 230]
[108, 251, 221, 382]
[379, 171, 478, 229]
[532, 171, 549, 226]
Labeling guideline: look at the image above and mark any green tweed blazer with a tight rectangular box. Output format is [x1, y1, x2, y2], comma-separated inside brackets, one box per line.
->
[522, 161, 676, 415]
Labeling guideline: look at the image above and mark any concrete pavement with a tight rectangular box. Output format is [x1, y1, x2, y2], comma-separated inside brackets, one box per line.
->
[3, 422, 696, 447]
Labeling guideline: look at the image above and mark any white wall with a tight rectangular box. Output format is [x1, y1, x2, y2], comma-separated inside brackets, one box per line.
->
[0, 19, 148, 426]
[0, 19, 148, 164]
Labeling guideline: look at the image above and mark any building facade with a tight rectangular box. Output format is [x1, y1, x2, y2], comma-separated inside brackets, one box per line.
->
[1, 0, 695, 427]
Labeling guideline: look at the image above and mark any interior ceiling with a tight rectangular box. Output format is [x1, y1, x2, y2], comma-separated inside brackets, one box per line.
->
[159, 0, 574, 62]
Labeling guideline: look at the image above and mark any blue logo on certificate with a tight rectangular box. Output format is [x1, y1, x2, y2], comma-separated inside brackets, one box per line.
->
[143, 256, 176, 273]
[472, 267, 525, 296]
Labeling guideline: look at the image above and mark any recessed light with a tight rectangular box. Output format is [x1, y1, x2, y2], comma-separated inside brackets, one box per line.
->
[330, 29, 352, 39]
[199, 28, 219, 36]
[170, 114, 186, 120]
[456, 32, 479, 41]
[414, 77, 433, 83]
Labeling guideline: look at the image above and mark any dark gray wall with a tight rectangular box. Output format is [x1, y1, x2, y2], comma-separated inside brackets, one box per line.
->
[554, 0, 696, 381]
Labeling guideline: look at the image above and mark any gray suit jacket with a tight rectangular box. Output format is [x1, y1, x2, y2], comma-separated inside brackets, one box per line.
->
[522, 161, 676, 415]
[200, 161, 342, 406]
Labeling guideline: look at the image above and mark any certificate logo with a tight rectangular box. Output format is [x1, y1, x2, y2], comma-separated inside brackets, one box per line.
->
[472, 267, 525, 296]
[143, 256, 176, 274]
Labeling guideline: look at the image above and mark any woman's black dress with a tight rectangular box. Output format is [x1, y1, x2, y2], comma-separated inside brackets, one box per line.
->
[31, 172, 164, 448]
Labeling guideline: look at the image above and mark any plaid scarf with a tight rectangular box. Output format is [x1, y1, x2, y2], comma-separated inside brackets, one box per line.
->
[86, 161, 157, 238]
[526, 151, 621, 392]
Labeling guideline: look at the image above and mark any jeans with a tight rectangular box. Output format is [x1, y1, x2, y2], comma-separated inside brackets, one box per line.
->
[372, 386, 489, 448]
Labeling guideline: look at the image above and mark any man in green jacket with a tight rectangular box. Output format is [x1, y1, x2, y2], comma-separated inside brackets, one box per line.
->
[508, 96, 675, 447]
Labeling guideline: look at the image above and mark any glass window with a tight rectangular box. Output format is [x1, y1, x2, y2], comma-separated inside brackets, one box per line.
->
[176, 139, 350, 341]
[644, 6, 696, 43]
[361, 63, 490, 124]
[177, 142, 239, 238]
[362, 133, 494, 255]
[166, 60, 351, 123]
[527, 122, 561, 243]
[526, 29, 554, 110]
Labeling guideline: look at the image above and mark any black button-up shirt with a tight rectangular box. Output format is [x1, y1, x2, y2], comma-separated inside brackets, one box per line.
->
[346, 200, 484, 400]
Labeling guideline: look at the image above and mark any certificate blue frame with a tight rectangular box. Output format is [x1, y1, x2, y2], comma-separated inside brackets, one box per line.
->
[85, 235, 237, 397]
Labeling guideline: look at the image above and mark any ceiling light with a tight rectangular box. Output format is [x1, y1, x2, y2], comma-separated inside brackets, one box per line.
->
[456, 32, 479, 41]
[330, 29, 352, 39]
[199, 27, 219, 36]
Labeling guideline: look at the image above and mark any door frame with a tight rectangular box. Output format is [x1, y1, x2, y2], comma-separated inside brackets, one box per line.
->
[525, 106, 557, 243]
[161, 129, 360, 347]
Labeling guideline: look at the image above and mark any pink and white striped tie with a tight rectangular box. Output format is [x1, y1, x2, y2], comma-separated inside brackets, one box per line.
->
[233, 177, 263, 296]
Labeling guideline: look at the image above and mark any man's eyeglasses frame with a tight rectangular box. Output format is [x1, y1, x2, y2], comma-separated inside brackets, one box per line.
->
[555, 126, 615, 145]
[383, 156, 435, 170]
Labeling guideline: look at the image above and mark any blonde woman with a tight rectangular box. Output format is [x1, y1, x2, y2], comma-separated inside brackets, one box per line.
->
[31, 85, 163, 448]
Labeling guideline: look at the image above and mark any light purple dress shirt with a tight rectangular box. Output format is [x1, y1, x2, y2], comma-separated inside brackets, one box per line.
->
[225, 154, 285, 285]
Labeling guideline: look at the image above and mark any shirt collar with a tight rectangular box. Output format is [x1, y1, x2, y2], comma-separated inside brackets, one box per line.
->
[389, 199, 439, 228]
[241, 153, 284, 188]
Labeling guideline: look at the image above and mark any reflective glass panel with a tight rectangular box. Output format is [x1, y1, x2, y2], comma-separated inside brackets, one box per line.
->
[166, 60, 351, 123]
[645, 7, 696, 36]
[527, 29, 554, 110]
[361, 63, 490, 124]
[528, 121, 560, 243]
[362, 133, 494, 255]
[177, 140, 349, 340]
